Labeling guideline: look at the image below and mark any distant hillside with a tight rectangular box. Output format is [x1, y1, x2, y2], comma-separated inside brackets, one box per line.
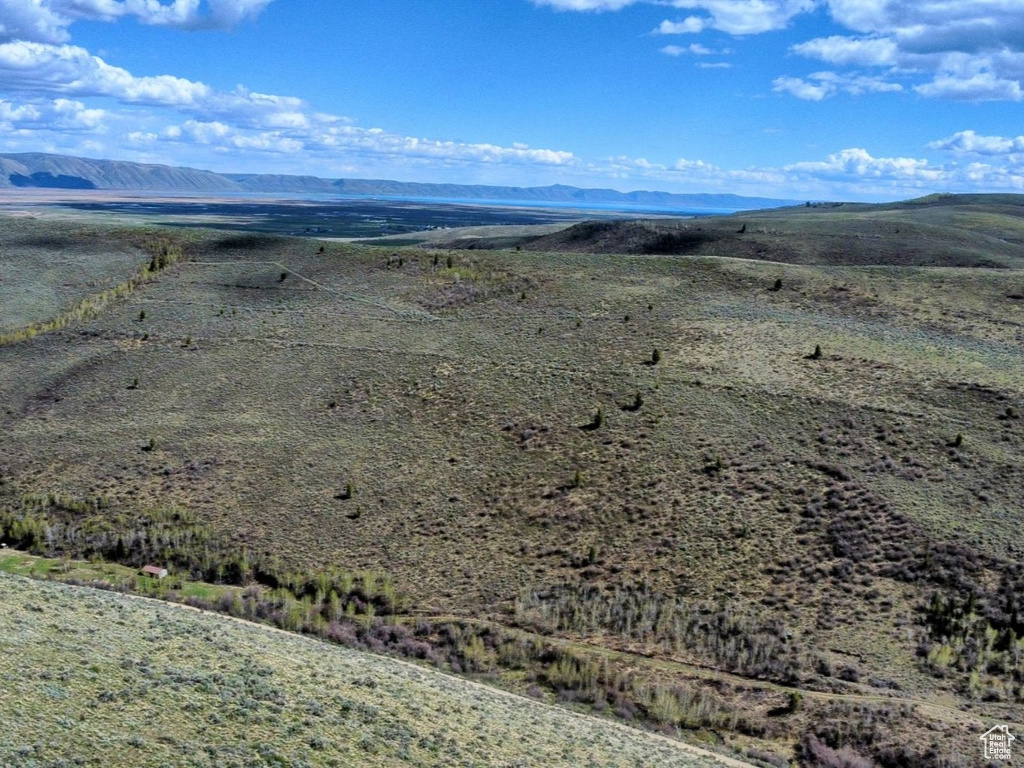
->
[0, 152, 795, 210]
[509, 194, 1024, 267]
[0, 153, 240, 192]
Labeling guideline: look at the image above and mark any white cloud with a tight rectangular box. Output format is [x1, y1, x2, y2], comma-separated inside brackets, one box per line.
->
[0, 32, 580, 175]
[0, 96, 105, 131]
[791, 35, 898, 67]
[538, 0, 1024, 102]
[531, 0, 637, 10]
[673, 157, 720, 172]
[666, 0, 816, 35]
[660, 41, 730, 58]
[654, 17, 704, 34]
[773, 75, 832, 101]
[553, 0, 813, 34]
[773, 71, 901, 100]
[134, 115, 580, 168]
[784, 148, 943, 185]
[0, 0, 71, 44]
[790, 1, 1024, 102]
[914, 71, 1023, 101]
[0, 0, 273, 43]
[582, 144, 1019, 200]
[929, 130, 1024, 157]
[0, 41, 327, 129]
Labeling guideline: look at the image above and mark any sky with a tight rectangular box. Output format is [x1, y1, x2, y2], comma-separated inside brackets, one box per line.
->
[0, 1, 1023, 201]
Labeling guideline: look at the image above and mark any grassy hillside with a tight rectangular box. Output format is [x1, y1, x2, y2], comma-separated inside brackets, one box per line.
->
[1, 200, 1022, 764]
[505, 194, 1024, 269]
[0, 217, 163, 335]
[0, 571, 734, 767]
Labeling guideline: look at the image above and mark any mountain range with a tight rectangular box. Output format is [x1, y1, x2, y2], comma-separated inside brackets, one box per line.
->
[0, 152, 796, 210]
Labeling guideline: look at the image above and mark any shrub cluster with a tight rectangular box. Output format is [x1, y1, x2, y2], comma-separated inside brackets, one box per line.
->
[514, 582, 814, 682]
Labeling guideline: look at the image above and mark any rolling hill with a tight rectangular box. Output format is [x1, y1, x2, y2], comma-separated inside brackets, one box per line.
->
[424, 193, 1024, 269]
[0, 195, 1021, 764]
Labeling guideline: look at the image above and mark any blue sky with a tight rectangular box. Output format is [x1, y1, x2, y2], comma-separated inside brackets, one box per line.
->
[1, 1, 1023, 201]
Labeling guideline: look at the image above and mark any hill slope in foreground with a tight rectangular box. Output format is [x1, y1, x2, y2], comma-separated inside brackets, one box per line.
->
[0, 571, 728, 767]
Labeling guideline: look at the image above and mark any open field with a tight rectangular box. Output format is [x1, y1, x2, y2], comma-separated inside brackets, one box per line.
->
[1, 195, 1023, 764]
[0, 188, 641, 239]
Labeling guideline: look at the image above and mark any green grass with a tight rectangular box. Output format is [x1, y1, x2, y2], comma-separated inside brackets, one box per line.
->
[0, 218, 152, 335]
[0, 570, 731, 767]
[0, 550, 234, 601]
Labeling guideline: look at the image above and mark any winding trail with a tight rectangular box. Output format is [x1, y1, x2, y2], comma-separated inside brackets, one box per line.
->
[400, 613, 990, 728]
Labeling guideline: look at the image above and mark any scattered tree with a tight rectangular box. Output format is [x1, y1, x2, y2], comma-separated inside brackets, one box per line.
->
[622, 392, 644, 412]
[138, 310, 146, 321]
[808, 344, 823, 360]
[581, 407, 605, 432]
[787, 691, 803, 713]
[772, 278, 783, 292]
[650, 348, 662, 365]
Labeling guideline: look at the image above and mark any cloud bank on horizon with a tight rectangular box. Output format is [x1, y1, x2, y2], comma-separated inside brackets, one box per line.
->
[0, 0, 1022, 200]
